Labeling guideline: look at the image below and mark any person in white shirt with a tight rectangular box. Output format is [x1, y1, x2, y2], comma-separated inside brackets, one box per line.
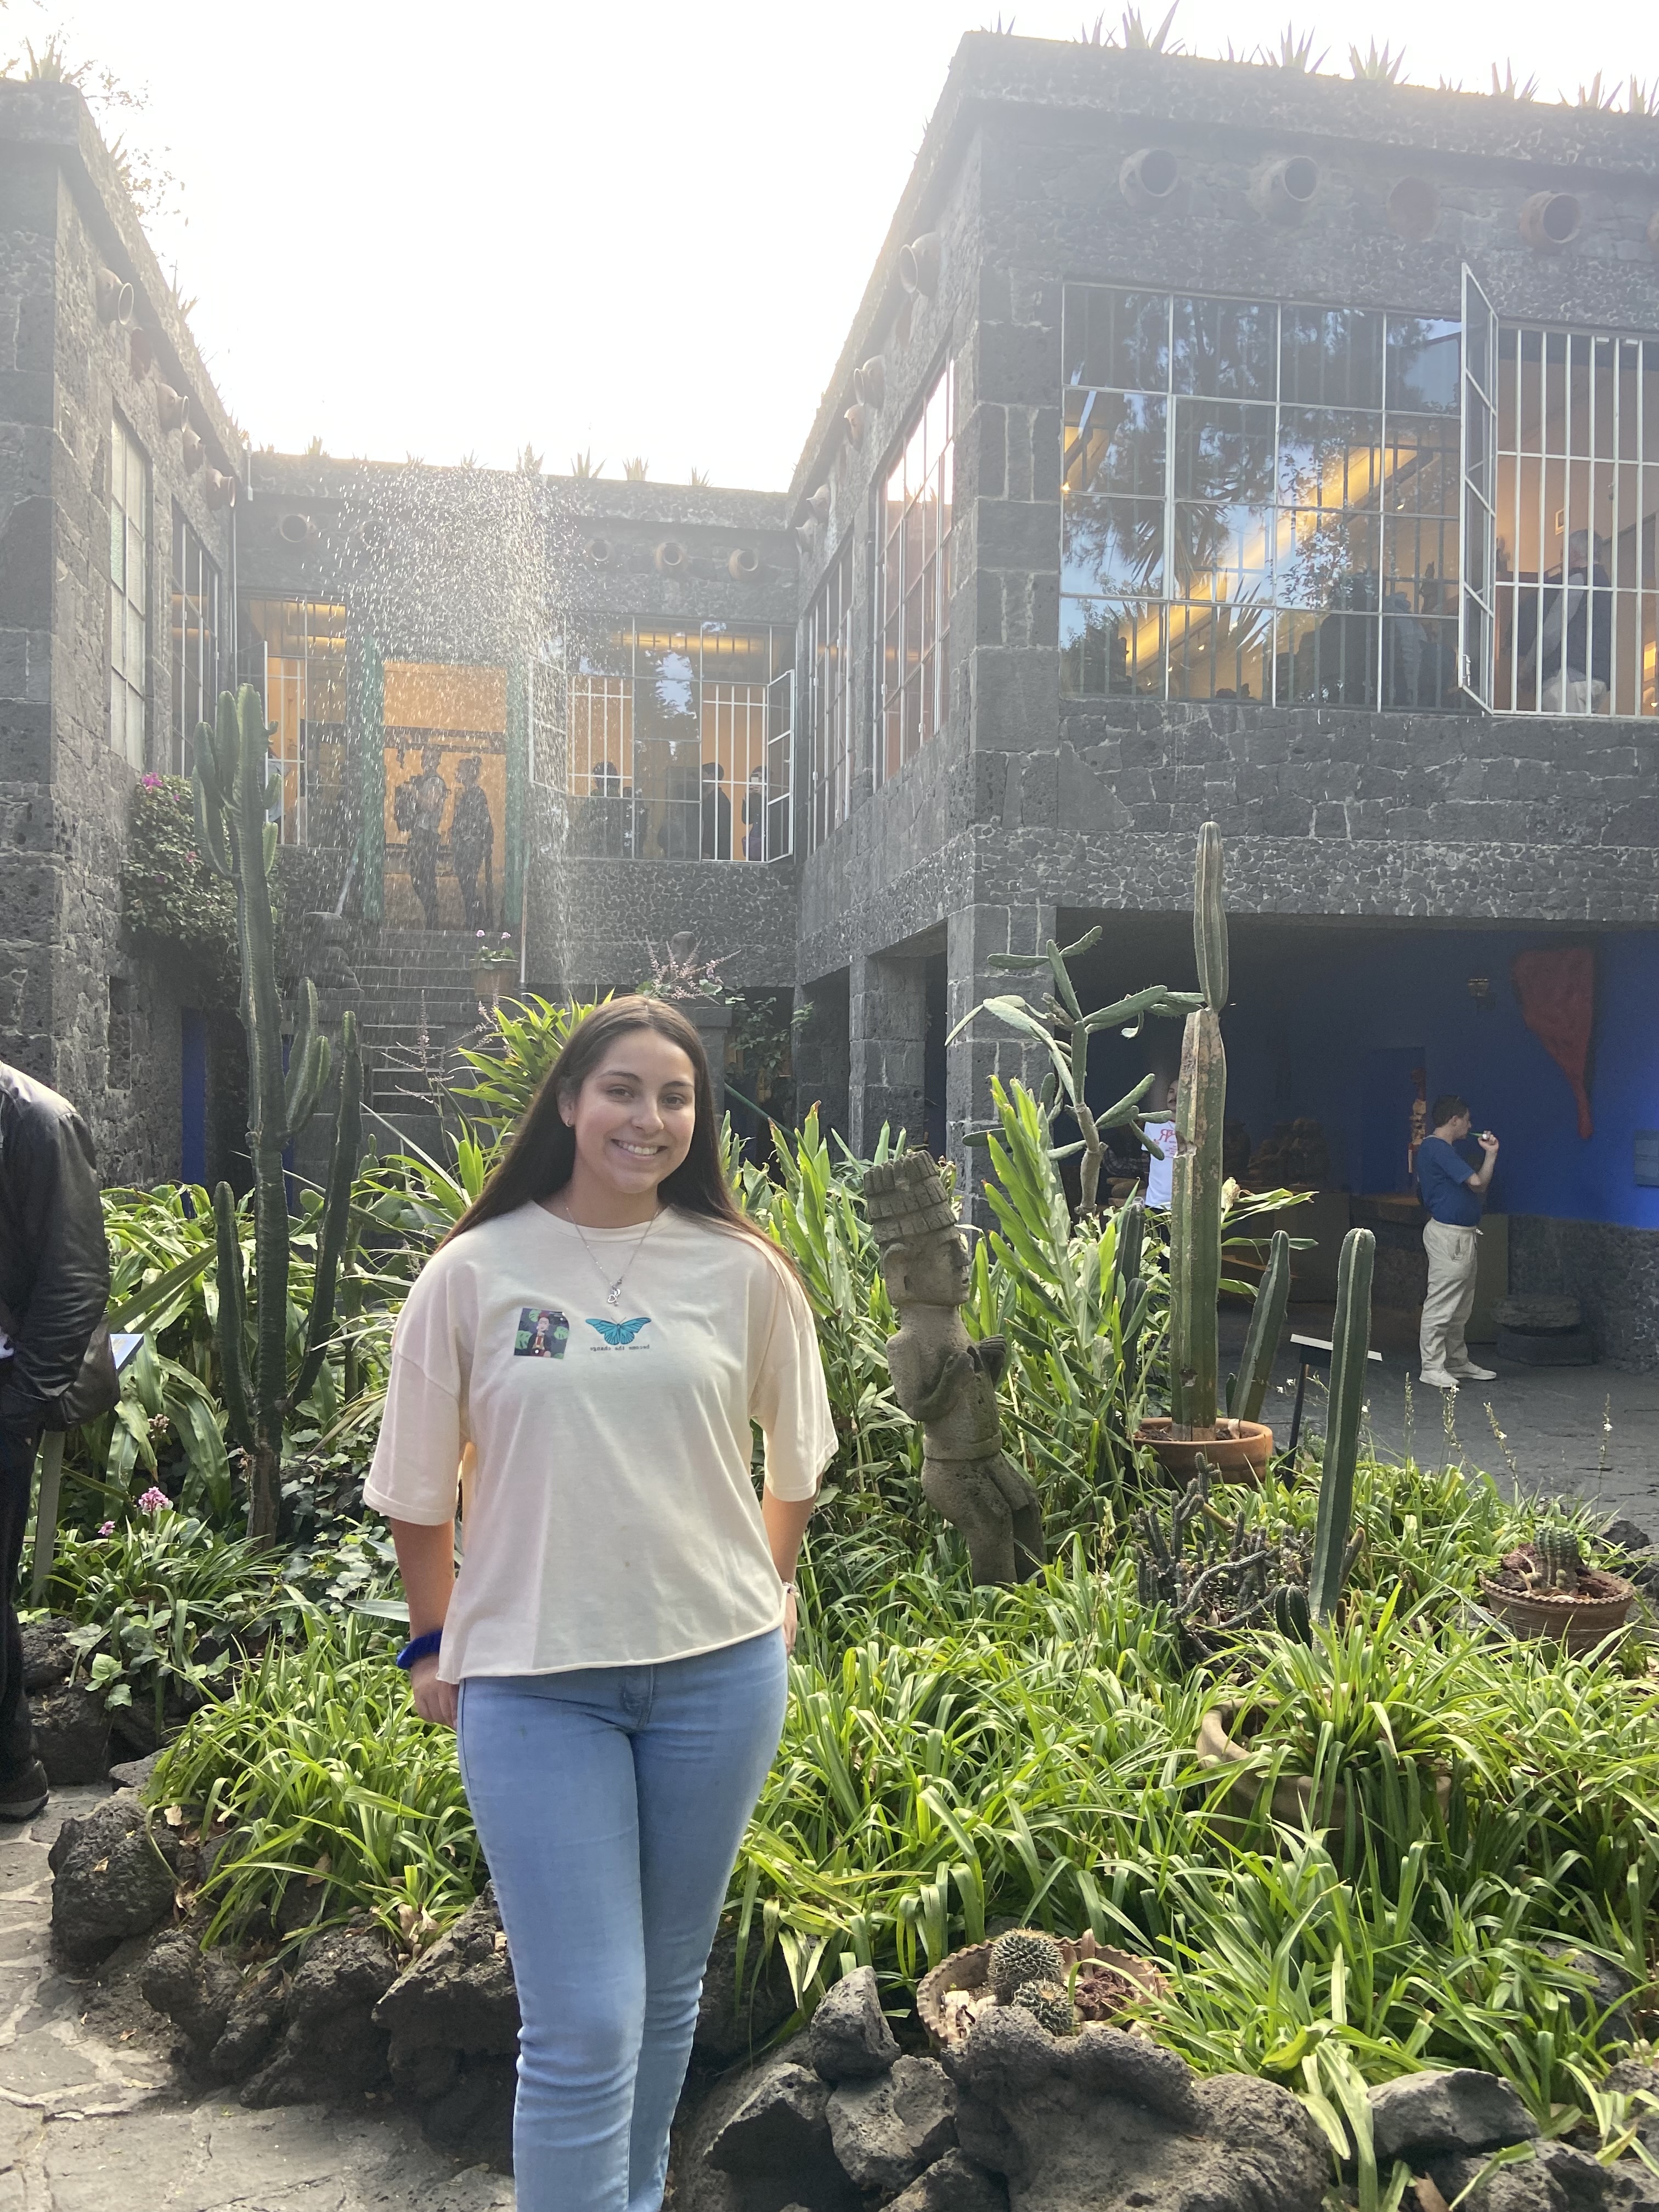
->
[366, 997, 834, 2212]
[1144, 1084, 1178, 1210]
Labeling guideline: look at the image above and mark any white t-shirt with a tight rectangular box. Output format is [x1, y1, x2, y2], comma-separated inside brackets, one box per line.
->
[1144, 1119, 1177, 1209]
[362, 1201, 836, 1683]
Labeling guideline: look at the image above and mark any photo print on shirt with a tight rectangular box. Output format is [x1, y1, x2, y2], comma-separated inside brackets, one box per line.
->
[515, 1307, 571, 1358]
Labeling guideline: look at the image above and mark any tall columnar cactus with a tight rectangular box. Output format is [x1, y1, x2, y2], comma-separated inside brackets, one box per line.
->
[1233, 1229, 1292, 1426]
[194, 686, 363, 1541]
[1309, 1227, 1375, 1622]
[1169, 823, 1228, 1437]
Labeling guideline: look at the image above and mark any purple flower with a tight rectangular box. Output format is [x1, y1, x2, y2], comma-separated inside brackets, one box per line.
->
[137, 1486, 170, 1515]
[99, 1520, 115, 1536]
[141, 773, 161, 789]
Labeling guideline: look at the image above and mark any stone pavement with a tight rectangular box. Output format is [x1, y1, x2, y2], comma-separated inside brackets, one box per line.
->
[0, 1787, 514, 2212]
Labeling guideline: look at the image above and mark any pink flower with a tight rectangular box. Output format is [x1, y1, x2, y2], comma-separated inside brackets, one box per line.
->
[141, 773, 161, 789]
[99, 1520, 115, 1536]
[137, 1487, 170, 1515]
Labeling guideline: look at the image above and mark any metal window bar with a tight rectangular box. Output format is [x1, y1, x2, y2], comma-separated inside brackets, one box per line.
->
[808, 540, 854, 848]
[110, 417, 148, 770]
[876, 360, 955, 783]
[1489, 322, 1657, 717]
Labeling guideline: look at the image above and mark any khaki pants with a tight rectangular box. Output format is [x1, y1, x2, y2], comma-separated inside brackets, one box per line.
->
[1420, 1219, 1480, 1376]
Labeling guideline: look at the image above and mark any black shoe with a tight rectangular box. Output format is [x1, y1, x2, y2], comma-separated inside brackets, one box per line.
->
[0, 1758, 49, 1822]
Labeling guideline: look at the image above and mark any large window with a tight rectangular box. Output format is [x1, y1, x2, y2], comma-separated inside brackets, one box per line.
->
[171, 508, 219, 776]
[567, 622, 793, 863]
[240, 599, 347, 845]
[1487, 326, 1659, 717]
[807, 538, 855, 848]
[877, 358, 955, 781]
[110, 415, 149, 768]
[1061, 288, 1460, 708]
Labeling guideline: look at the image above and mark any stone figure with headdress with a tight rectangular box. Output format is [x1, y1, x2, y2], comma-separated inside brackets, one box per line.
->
[864, 1153, 1045, 1587]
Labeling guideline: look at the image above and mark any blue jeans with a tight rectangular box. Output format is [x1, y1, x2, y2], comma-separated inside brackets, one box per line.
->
[456, 1630, 788, 2212]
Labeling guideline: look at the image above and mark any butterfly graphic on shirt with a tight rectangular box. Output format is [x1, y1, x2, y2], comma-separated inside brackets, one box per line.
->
[586, 1316, 652, 1348]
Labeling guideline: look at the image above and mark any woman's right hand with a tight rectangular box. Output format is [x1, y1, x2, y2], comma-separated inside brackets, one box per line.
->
[409, 1655, 457, 1730]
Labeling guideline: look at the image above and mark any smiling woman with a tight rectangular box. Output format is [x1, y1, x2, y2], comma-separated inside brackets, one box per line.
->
[362, 994, 834, 2212]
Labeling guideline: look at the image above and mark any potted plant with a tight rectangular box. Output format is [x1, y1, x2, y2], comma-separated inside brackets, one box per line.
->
[471, 931, 517, 1009]
[1134, 826, 1276, 1480]
[916, 1925, 1169, 2053]
[1479, 1521, 1635, 1652]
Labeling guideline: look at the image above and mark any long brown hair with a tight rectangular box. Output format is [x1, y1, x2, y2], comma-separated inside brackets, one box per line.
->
[442, 996, 791, 1272]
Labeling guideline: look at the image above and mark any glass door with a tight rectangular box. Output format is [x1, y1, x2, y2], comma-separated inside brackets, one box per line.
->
[1459, 265, 1499, 707]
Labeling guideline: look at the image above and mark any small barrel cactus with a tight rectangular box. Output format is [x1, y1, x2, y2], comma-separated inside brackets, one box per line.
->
[989, 1928, 1064, 2005]
[1532, 1523, 1585, 1594]
[1012, 1979, 1078, 2036]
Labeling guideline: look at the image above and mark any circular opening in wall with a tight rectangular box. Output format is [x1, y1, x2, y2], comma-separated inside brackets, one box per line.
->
[586, 537, 611, 566]
[727, 545, 760, 581]
[1521, 190, 1583, 250]
[1387, 175, 1440, 241]
[1281, 156, 1318, 205]
[655, 539, 686, 574]
[278, 512, 315, 545]
[1139, 148, 1180, 198]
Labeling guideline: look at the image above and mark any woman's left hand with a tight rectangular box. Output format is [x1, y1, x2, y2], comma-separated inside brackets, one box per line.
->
[783, 1585, 799, 1656]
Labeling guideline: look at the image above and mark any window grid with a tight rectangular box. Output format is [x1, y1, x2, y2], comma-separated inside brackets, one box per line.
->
[566, 624, 792, 863]
[171, 506, 220, 777]
[1061, 288, 1461, 710]
[877, 358, 955, 782]
[1491, 326, 1658, 718]
[239, 599, 349, 846]
[807, 536, 854, 848]
[110, 416, 149, 768]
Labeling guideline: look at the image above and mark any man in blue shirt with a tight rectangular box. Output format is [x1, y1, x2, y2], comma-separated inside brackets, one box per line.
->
[1416, 1092, 1499, 1391]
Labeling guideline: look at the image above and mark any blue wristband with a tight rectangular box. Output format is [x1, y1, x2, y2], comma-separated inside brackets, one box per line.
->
[396, 1628, 443, 1671]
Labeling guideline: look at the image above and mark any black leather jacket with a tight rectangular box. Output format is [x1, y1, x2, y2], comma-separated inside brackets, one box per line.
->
[0, 1061, 111, 1437]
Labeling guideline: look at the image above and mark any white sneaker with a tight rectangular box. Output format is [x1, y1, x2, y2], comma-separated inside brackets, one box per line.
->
[1449, 1362, 1497, 1383]
[1419, 1369, 1460, 1390]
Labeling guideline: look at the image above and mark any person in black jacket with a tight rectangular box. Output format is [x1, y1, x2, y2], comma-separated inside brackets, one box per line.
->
[0, 1060, 110, 1819]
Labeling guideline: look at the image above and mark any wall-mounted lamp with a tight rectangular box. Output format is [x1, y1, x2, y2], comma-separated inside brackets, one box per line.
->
[899, 231, 941, 298]
[1520, 191, 1582, 252]
[95, 267, 133, 326]
[155, 382, 189, 434]
[204, 469, 237, 511]
[727, 546, 760, 582]
[854, 356, 886, 410]
[1252, 155, 1319, 224]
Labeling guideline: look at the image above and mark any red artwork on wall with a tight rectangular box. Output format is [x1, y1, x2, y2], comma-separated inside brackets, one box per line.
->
[1510, 945, 1595, 1139]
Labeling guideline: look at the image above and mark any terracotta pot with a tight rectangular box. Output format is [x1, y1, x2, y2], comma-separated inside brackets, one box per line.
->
[471, 964, 506, 1008]
[916, 1933, 1169, 2053]
[1133, 1418, 1273, 1484]
[1478, 1571, 1634, 1654]
[1197, 1704, 1453, 1847]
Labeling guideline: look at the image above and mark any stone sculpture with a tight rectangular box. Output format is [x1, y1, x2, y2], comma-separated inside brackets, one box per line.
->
[864, 1154, 1044, 1587]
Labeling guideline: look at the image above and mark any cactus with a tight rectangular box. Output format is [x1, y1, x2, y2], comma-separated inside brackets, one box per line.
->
[1133, 1463, 1305, 1661]
[1530, 1521, 1585, 1594]
[1011, 1979, 1077, 2036]
[1234, 1228, 1291, 1427]
[1169, 824, 1228, 1437]
[195, 686, 363, 1542]
[1309, 1227, 1375, 1623]
[990, 1928, 1065, 2004]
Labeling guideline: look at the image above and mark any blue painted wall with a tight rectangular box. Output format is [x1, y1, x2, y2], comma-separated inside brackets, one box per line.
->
[1084, 927, 1659, 1229]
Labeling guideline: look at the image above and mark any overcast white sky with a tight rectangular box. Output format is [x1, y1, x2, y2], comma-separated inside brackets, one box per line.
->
[28, 0, 1657, 490]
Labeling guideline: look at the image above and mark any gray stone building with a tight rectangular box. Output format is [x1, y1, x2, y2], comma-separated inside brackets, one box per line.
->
[2, 40, 1657, 1358]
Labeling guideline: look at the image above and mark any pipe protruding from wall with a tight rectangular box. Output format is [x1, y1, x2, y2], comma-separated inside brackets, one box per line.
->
[585, 537, 611, 567]
[278, 511, 320, 546]
[1650, 210, 1659, 260]
[1120, 147, 1181, 213]
[1253, 155, 1319, 223]
[1520, 191, 1582, 251]
[129, 328, 154, 379]
[727, 545, 760, 582]
[899, 232, 941, 297]
[205, 469, 237, 510]
[854, 356, 886, 409]
[794, 519, 817, 555]
[95, 268, 133, 325]
[654, 540, 686, 574]
[1386, 176, 1440, 241]
[844, 402, 868, 449]
[181, 427, 205, 474]
[156, 383, 189, 433]
[806, 484, 831, 526]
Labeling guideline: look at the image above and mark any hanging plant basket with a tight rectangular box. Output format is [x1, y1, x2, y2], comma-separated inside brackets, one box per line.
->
[915, 1933, 1169, 2053]
[1133, 1418, 1273, 1484]
[1479, 1545, 1634, 1653]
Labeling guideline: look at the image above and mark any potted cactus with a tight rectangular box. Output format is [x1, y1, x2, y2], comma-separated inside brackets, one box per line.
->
[1135, 824, 1276, 1481]
[916, 1925, 1169, 2052]
[1480, 1519, 1635, 1652]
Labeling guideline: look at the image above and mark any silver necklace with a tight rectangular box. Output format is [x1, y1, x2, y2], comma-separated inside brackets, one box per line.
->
[559, 1197, 662, 1310]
